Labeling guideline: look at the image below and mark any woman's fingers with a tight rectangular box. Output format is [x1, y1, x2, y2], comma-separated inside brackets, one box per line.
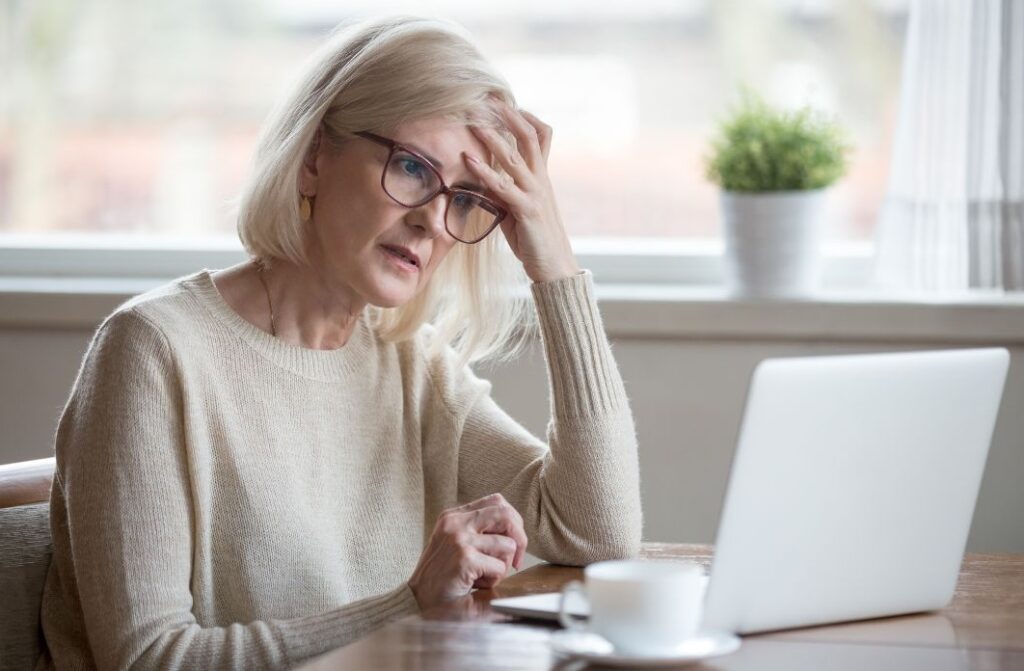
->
[493, 102, 546, 170]
[438, 493, 527, 570]
[469, 532, 518, 573]
[450, 492, 503, 513]
[463, 151, 533, 216]
[467, 124, 535, 191]
[469, 551, 509, 590]
[467, 504, 528, 569]
[408, 495, 530, 609]
[518, 109, 553, 161]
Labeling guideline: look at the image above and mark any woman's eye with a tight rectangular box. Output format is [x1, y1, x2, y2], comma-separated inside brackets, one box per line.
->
[391, 153, 432, 182]
[452, 193, 479, 211]
[399, 157, 427, 179]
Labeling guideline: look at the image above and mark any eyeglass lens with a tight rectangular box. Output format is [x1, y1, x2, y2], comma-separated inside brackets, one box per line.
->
[384, 149, 500, 243]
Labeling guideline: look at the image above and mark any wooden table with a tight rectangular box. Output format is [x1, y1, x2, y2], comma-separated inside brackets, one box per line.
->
[299, 543, 1024, 670]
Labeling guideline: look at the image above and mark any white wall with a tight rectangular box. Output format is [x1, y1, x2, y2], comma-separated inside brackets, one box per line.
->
[484, 338, 1024, 554]
[2, 296, 1022, 553]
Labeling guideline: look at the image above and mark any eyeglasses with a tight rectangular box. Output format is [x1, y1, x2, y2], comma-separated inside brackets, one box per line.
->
[355, 131, 508, 244]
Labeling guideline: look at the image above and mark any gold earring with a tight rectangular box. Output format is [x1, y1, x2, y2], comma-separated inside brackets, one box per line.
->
[299, 196, 312, 222]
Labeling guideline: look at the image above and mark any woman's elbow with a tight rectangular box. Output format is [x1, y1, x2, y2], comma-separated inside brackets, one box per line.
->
[551, 520, 643, 566]
[589, 526, 642, 562]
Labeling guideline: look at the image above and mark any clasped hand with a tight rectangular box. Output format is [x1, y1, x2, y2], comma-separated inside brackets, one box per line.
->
[407, 493, 527, 610]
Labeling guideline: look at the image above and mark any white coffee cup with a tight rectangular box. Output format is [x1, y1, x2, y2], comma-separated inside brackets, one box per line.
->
[558, 559, 706, 656]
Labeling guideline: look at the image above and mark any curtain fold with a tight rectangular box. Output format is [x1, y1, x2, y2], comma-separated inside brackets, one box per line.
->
[875, 0, 1023, 293]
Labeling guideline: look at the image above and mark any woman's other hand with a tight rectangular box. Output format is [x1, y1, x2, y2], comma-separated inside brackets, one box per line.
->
[464, 102, 580, 284]
[407, 493, 528, 610]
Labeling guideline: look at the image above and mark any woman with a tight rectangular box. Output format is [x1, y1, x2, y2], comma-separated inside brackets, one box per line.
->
[37, 15, 642, 671]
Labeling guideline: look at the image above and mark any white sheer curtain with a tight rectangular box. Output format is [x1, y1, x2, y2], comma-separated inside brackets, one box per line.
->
[874, 0, 1023, 293]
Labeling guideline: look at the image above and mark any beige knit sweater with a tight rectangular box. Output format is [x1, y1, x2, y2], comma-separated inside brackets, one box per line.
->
[36, 268, 642, 670]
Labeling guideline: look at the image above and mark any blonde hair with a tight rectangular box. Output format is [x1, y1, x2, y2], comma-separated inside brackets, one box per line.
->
[237, 15, 533, 366]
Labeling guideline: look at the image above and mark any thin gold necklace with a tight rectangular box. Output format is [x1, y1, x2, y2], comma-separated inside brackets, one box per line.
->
[254, 259, 277, 337]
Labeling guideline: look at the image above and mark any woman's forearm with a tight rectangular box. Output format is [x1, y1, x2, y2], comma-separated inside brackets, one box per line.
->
[457, 270, 643, 565]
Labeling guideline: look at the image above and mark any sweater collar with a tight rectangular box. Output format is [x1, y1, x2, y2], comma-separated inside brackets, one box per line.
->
[184, 269, 375, 381]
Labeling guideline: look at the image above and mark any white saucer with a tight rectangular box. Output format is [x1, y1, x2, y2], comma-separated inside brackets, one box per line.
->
[549, 629, 741, 668]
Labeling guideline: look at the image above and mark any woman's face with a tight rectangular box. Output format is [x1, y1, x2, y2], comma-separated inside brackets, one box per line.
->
[300, 116, 493, 308]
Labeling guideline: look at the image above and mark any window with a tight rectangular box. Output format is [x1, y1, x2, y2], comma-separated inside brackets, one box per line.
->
[0, 1, 908, 263]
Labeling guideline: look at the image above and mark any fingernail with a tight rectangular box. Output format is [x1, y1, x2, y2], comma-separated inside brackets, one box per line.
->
[466, 154, 480, 164]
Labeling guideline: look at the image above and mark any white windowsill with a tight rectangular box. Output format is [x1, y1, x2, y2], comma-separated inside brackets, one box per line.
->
[2, 276, 1023, 344]
[1, 236, 1023, 343]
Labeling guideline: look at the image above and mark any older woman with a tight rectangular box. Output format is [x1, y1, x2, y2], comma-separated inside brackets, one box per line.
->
[37, 15, 641, 671]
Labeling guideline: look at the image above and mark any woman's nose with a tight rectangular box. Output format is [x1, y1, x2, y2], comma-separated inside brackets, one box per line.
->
[409, 193, 448, 238]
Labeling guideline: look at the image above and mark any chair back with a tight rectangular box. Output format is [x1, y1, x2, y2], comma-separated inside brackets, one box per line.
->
[0, 458, 55, 671]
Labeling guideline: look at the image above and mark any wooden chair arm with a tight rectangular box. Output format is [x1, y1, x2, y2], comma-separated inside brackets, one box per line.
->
[0, 457, 55, 508]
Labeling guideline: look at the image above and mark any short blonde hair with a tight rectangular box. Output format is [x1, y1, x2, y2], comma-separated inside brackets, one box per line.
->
[237, 15, 532, 366]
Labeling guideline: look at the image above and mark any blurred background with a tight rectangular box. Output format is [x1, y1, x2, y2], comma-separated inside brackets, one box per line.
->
[3, 0, 1024, 556]
[0, 0, 908, 246]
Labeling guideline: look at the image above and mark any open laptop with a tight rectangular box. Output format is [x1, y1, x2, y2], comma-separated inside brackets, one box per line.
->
[491, 348, 1010, 635]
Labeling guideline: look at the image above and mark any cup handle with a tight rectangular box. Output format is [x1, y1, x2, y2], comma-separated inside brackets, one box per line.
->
[558, 580, 588, 631]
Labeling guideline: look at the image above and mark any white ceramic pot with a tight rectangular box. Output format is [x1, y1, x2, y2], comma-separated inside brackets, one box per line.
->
[720, 189, 827, 299]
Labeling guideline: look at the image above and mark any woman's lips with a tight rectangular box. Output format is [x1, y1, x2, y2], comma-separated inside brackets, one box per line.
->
[380, 245, 420, 273]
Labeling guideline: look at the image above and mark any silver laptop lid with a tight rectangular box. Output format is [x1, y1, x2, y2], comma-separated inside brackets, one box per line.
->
[702, 348, 1009, 634]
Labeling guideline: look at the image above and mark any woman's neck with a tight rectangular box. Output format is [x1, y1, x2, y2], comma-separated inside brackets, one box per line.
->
[260, 257, 365, 350]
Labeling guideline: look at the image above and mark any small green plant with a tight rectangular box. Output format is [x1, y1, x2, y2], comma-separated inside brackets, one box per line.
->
[705, 93, 850, 192]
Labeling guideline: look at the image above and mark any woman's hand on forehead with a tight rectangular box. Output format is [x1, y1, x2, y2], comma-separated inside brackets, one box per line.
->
[464, 101, 579, 284]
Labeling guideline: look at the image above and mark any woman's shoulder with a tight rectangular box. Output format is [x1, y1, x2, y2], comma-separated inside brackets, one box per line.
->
[93, 271, 209, 351]
[117, 270, 205, 318]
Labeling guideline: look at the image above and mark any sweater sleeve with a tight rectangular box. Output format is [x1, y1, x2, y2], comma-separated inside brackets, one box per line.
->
[454, 270, 643, 565]
[48, 309, 418, 671]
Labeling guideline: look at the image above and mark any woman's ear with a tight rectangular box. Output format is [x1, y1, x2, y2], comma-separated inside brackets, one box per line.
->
[298, 126, 323, 197]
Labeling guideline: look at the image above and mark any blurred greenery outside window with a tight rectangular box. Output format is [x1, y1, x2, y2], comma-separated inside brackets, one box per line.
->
[0, 0, 908, 251]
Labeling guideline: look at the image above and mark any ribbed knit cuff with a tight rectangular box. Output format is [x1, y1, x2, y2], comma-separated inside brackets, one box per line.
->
[275, 583, 420, 667]
[530, 270, 628, 418]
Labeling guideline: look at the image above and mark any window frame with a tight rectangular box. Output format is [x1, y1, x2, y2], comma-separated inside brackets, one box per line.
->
[4, 236, 1023, 344]
[0, 234, 875, 289]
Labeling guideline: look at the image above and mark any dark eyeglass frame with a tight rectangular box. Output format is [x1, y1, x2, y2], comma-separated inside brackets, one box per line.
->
[355, 131, 508, 244]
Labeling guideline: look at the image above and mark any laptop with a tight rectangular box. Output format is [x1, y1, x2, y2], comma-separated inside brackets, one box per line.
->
[491, 348, 1010, 634]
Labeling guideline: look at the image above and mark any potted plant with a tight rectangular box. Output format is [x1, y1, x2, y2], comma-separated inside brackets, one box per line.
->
[706, 93, 849, 298]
